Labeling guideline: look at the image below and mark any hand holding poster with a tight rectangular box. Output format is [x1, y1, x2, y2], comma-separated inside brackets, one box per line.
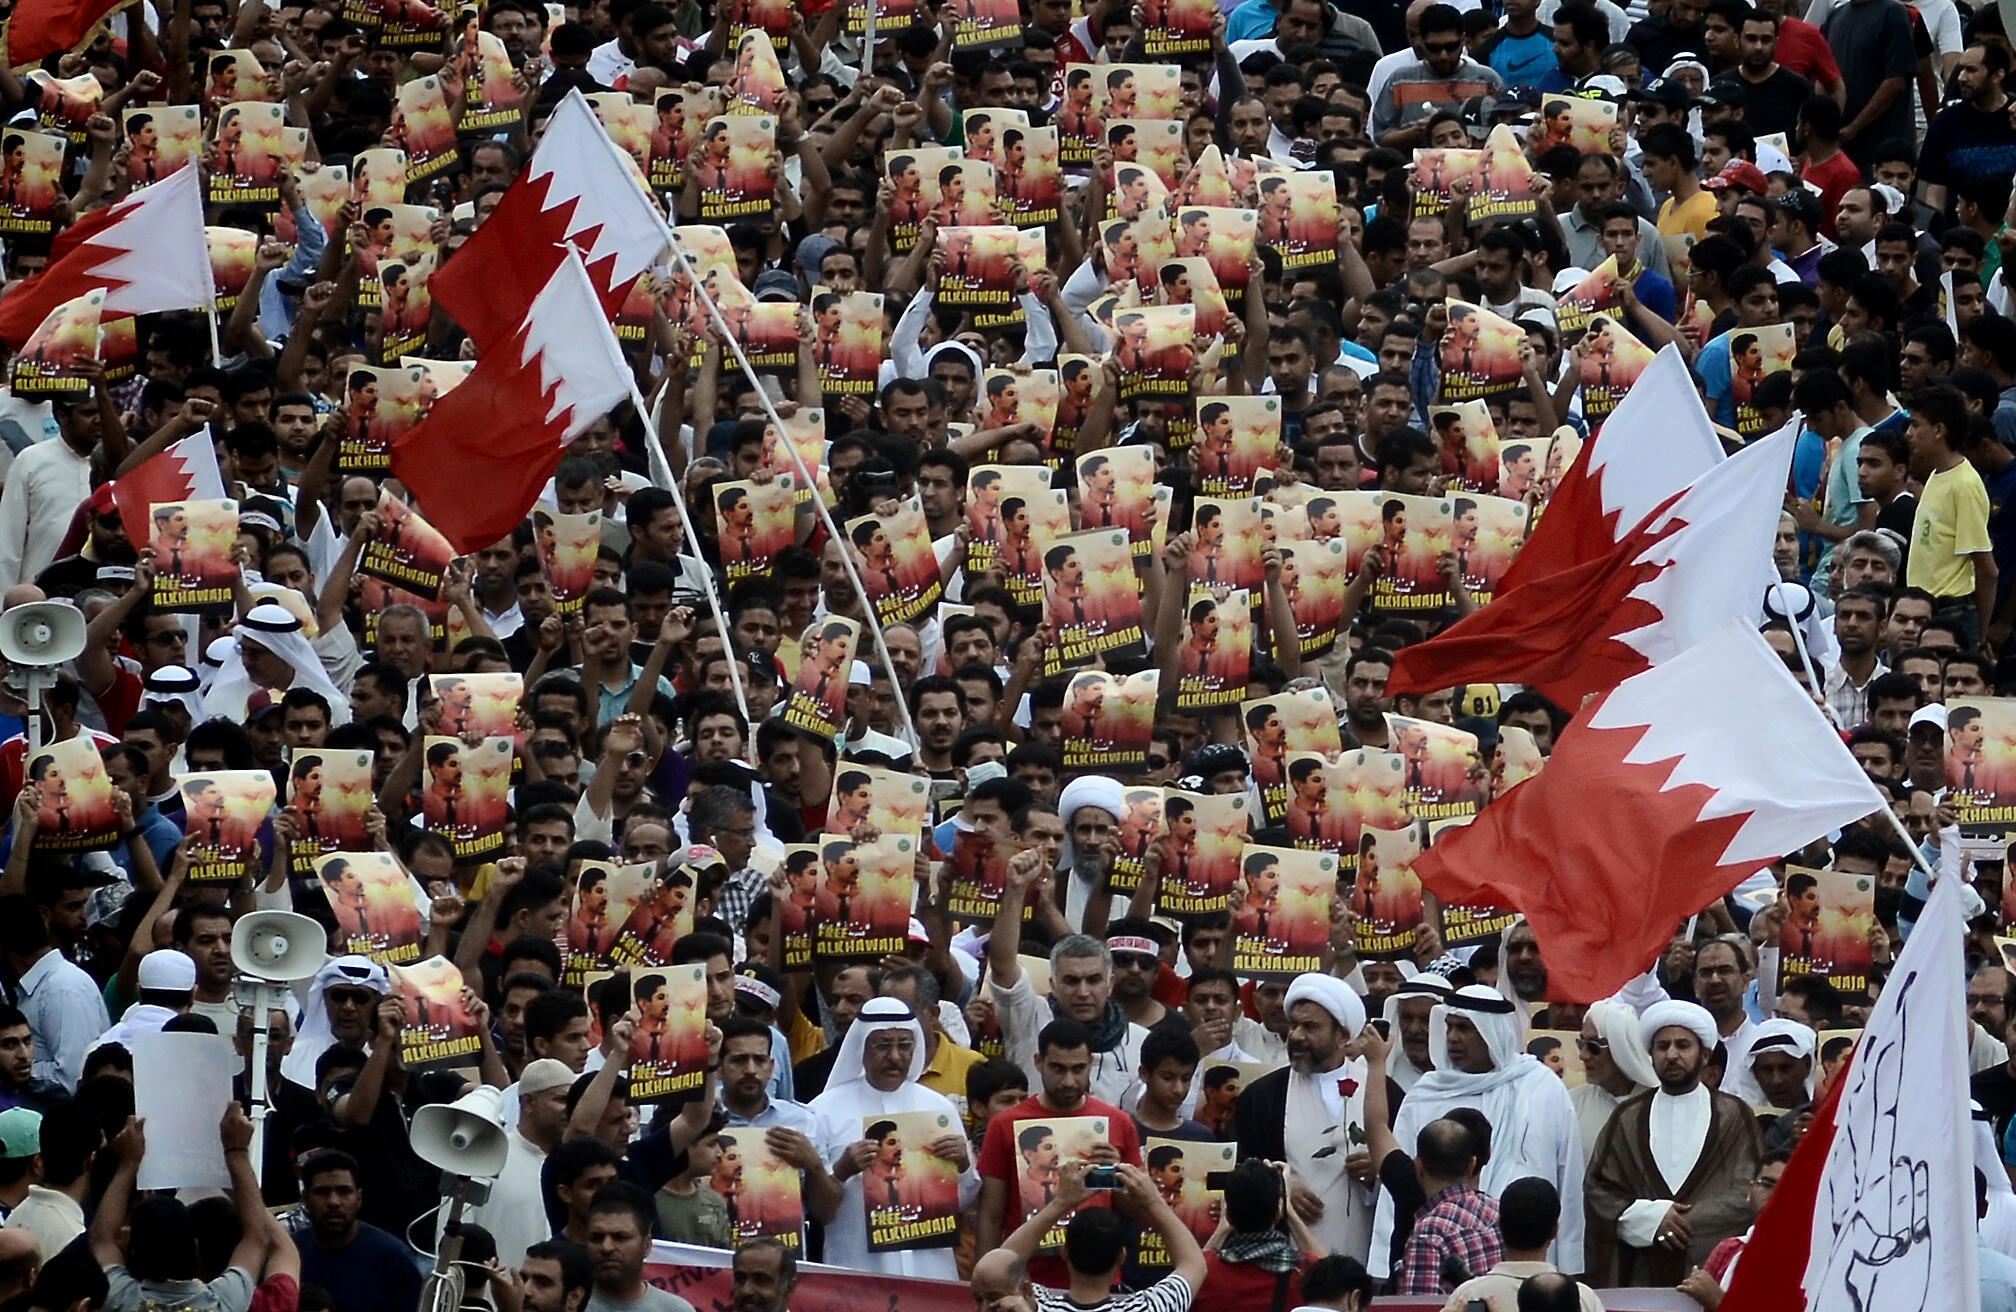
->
[1449, 494, 1530, 606]
[1135, 1140, 1234, 1269]
[1174, 586, 1251, 711]
[24, 735, 120, 852]
[1553, 256, 1623, 343]
[711, 1128, 805, 1251]
[318, 850, 425, 962]
[149, 500, 239, 615]
[1111, 786, 1165, 895]
[1288, 749, 1410, 873]
[533, 508, 602, 611]
[1256, 171, 1339, 269]
[125, 106, 203, 187]
[1724, 322, 1796, 437]
[1278, 538, 1350, 656]
[811, 834, 917, 962]
[1189, 496, 1264, 592]
[420, 735, 513, 860]
[1194, 395, 1280, 496]
[1777, 866, 1876, 994]
[1228, 846, 1339, 978]
[565, 860, 658, 983]
[1015, 1117, 1108, 1252]
[936, 226, 1020, 308]
[609, 862, 699, 968]
[1385, 713, 1484, 821]
[207, 102, 286, 204]
[825, 763, 931, 844]
[845, 500, 943, 627]
[1468, 125, 1542, 225]
[692, 115, 777, 220]
[862, 1112, 963, 1251]
[391, 956, 485, 1067]
[285, 749, 374, 862]
[725, 31, 787, 111]
[626, 962, 711, 1101]
[814, 292, 884, 395]
[1243, 687, 1344, 821]
[1410, 147, 1482, 218]
[1578, 313, 1656, 427]
[10, 291, 104, 397]
[180, 770, 276, 883]
[360, 489, 455, 600]
[1057, 669, 1158, 773]
[1948, 698, 2016, 831]
[715, 478, 797, 582]
[338, 364, 426, 472]
[1438, 300, 1526, 402]
[1153, 790, 1249, 915]
[945, 827, 1019, 925]
[1041, 527, 1145, 675]
[1075, 446, 1156, 544]
[1367, 493, 1453, 612]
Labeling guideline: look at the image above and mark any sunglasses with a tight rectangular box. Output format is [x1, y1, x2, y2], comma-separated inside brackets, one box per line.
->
[1575, 1037, 1609, 1055]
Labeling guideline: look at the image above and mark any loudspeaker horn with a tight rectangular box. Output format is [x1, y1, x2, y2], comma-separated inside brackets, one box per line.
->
[0, 602, 84, 668]
[411, 1085, 509, 1178]
[232, 910, 329, 983]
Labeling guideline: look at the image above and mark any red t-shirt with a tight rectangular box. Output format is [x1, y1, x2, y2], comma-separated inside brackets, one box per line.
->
[1198, 1252, 1315, 1309]
[1772, 18, 1841, 89]
[978, 1093, 1144, 1285]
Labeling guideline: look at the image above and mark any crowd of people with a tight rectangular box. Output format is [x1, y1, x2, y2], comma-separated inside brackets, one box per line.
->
[0, 0, 2012, 1307]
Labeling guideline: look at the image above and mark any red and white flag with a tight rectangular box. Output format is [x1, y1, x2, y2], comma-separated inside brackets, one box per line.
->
[1410, 620, 1886, 1001]
[0, 166, 209, 348]
[1721, 849, 1975, 1312]
[1496, 344, 1723, 596]
[111, 430, 226, 553]
[1386, 419, 1793, 709]
[9, 0, 137, 78]
[391, 249, 632, 554]
[430, 90, 667, 353]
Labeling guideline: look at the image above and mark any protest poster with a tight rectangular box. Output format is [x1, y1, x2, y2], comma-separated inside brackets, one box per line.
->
[814, 292, 883, 395]
[1057, 669, 1158, 773]
[360, 489, 455, 600]
[1279, 537, 1350, 656]
[847, 0, 917, 32]
[99, 314, 138, 384]
[1289, 750, 1410, 876]
[1172, 206, 1255, 305]
[845, 499, 943, 627]
[1352, 820, 1430, 959]
[725, 0, 790, 47]
[948, 0, 1022, 49]
[585, 91, 653, 184]
[762, 407, 830, 505]
[1468, 125, 1540, 224]
[863, 1111, 962, 1251]
[886, 146, 966, 253]
[999, 124, 1061, 226]
[1385, 714, 1483, 821]
[25, 735, 119, 853]
[1013, 1116, 1108, 1252]
[1135, 1140, 1233, 1269]
[10, 291, 103, 397]
[712, 1127, 804, 1249]
[608, 864, 698, 968]
[318, 850, 424, 963]
[149, 500, 239, 615]
[945, 828, 1021, 925]
[1949, 699, 2016, 831]
[999, 488, 1071, 611]
[811, 833, 916, 962]
[784, 617, 858, 739]
[131, 1031, 234, 1190]
[1176, 146, 1257, 209]
[27, 71, 100, 142]
[376, 248, 436, 363]
[1536, 428, 1583, 505]
[1429, 400, 1500, 493]
[1193, 1060, 1275, 1138]
[650, 87, 714, 191]
[1154, 789, 1250, 915]
[1256, 171, 1338, 270]
[1533, 94, 1617, 154]
[428, 673, 520, 740]
[1366, 493, 1452, 612]
[1189, 496, 1265, 592]
[1111, 120, 1184, 197]
[0, 130, 66, 233]
[1410, 147, 1482, 218]
[207, 102, 286, 204]
[714, 478, 797, 582]
[626, 962, 711, 1101]
[338, 363, 425, 471]
[1438, 300, 1525, 402]
[420, 736, 514, 860]
[532, 508, 602, 611]
[1098, 213, 1173, 293]
[351, 147, 408, 204]
[459, 30, 524, 130]
[286, 749, 374, 862]
[1228, 846, 1339, 979]
[1174, 587, 1251, 711]
[1111, 786, 1165, 896]
[1075, 446, 1156, 548]
[1243, 687, 1345, 822]
[1579, 313, 1655, 428]
[180, 770, 275, 883]
[1451, 495, 1530, 606]
[1777, 866, 1877, 994]
[1140, 0, 1215, 55]
[936, 226, 1019, 308]
[981, 368, 1060, 437]
[125, 106, 202, 187]
[202, 50, 276, 108]
[826, 763, 931, 844]
[1553, 256, 1622, 343]
[1194, 395, 1279, 496]
[1113, 305, 1195, 401]
[564, 861, 657, 984]
[206, 226, 258, 312]
[390, 77, 456, 180]
[738, 302, 802, 370]
[1041, 527, 1145, 675]
[1426, 815, 1517, 947]
[391, 957, 485, 1068]
[1727, 322, 1796, 437]
[725, 32, 787, 112]
[692, 115, 777, 220]
[1489, 725, 1546, 801]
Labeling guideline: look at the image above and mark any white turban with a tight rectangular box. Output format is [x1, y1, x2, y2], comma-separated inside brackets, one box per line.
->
[1057, 775, 1126, 926]
[1639, 1000, 1717, 1054]
[923, 340, 985, 383]
[1586, 999, 1658, 1091]
[1285, 972, 1366, 1040]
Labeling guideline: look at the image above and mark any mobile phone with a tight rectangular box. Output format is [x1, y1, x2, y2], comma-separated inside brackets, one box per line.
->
[1370, 1018, 1391, 1040]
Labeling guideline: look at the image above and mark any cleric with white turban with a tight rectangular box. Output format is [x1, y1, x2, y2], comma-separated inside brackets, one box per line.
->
[1056, 774, 1125, 927]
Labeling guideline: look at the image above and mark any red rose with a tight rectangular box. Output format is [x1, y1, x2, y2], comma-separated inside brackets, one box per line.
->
[1337, 1077, 1359, 1098]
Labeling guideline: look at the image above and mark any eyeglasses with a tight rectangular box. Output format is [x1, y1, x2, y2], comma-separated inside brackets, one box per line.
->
[1114, 953, 1159, 969]
[327, 989, 377, 1007]
[1422, 39, 1461, 52]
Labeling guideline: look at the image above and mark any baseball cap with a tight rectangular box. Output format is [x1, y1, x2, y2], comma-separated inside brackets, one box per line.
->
[1697, 80, 1746, 109]
[752, 269, 800, 303]
[1579, 74, 1628, 99]
[1704, 160, 1769, 195]
[1909, 704, 1947, 735]
[1630, 77, 1694, 111]
[138, 951, 198, 992]
[0, 1109, 40, 1159]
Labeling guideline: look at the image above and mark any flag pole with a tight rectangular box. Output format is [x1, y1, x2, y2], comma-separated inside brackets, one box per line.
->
[664, 233, 922, 752]
[620, 373, 752, 726]
[1769, 582, 1838, 729]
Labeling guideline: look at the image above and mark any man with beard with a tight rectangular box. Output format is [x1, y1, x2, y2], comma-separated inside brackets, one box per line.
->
[1341, 648, 1393, 748]
[991, 846, 1149, 1105]
[1691, 938, 1765, 1104]
[1103, 918, 1178, 1031]
[728, 1240, 797, 1312]
[715, 1017, 840, 1244]
[811, 997, 977, 1277]
[1501, 919, 1553, 1019]
[1584, 1001, 1764, 1286]
[1371, 986, 1583, 1279]
[1378, 974, 1452, 1092]
[1232, 973, 1381, 1257]
[1570, 1000, 1658, 1165]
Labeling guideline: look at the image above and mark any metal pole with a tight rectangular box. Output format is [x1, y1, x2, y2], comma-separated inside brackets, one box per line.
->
[663, 234, 922, 749]
[1771, 582, 1837, 729]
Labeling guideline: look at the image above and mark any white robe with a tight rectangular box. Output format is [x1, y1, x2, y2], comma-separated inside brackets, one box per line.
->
[1285, 1060, 1373, 1262]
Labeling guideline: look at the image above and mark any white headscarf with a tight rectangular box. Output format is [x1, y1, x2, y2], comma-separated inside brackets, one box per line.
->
[1285, 972, 1366, 1040]
[139, 665, 203, 719]
[1424, 985, 1527, 1082]
[1585, 998, 1658, 1091]
[1639, 999, 1718, 1054]
[1747, 1017, 1817, 1100]
[1382, 974, 1453, 1090]
[202, 603, 351, 726]
[822, 995, 926, 1099]
[282, 954, 389, 1089]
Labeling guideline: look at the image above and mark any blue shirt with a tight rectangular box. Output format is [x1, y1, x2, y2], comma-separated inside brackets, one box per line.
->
[1697, 332, 1738, 428]
[1487, 29, 1555, 84]
[1632, 267, 1677, 324]
[1226, 0, 1280, 42]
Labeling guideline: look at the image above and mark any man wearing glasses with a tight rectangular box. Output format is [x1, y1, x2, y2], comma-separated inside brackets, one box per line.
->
[1370, 4, 1506, 149]
[72, 553, 190, 736]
